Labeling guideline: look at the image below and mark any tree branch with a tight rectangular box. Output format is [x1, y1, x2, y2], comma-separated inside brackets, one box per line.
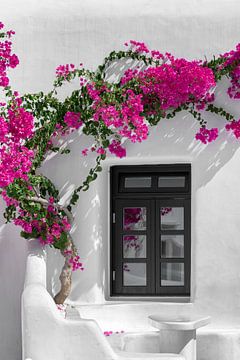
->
[27, 196, 74, 224]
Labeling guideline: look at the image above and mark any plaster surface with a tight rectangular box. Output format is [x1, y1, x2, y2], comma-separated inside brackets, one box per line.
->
[22, 243, 186, 360]
[1, 0, 240, 359]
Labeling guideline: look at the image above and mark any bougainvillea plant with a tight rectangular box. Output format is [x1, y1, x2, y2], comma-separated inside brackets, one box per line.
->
[1, 24, 240, 304]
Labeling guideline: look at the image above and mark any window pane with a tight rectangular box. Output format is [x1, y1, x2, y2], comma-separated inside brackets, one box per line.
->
[161, 263, 184, 286]
[125, 177, 151, 188]
[161, 207, 184, 230]
[123, 235, 146, 258]
[158, 176, 185, 188]
[161, 235, 184, 258]
[123, 207, 147, 230]
[123, 263, 146, 286]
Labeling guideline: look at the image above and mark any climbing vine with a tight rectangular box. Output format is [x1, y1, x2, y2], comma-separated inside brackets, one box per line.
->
[1, 23, 240, 303]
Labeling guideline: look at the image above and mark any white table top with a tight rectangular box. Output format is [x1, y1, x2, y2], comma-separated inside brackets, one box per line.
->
[148, 315, 211, 331]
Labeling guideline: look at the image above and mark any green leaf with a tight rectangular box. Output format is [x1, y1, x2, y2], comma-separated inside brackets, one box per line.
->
[54, 232, 68, 250]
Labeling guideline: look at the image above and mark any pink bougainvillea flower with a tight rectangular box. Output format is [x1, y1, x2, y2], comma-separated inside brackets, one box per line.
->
[94, 105, 123, 128]
[225, 119, 240, 138]
[0, 76, 9, 87]
[14, 218, 33, 233]
[221, 43, 240, 99]
[137, 60, 216, 111]
[97, 147, 106, 155]
[64, 111, 83, 129]
[86, 83, 101, 103]
[195, 127, 218, 144]
[120, 68, 140, 86]
[56, 63, 75, 78]
[128, 40, 150, 54]
[6, 30, 15, 38]
[82, 148, 89, 156]
[1, 190, 19, 207]
[9, 54, 19, 68]
[151, 50, 164, 60]
[69, 255, 84, 271]
[0, 144, 34, 187]
[0, 116, 9, 142]
[108, 140, 126, 158]
[104, 331, 113, 336]
[8, 106, 34, 141]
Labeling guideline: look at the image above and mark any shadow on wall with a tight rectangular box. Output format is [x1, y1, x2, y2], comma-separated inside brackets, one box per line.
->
[44, 58, 240, 304]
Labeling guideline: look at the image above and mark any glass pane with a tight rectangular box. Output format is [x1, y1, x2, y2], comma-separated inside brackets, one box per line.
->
[123, 263, 146, 286]
[161, 235, 184, 258]
[123, 235, 146, 258]
[158, 176, 185, 188]
[161, 263, 184, 286]
[125, 177, 151, 188]
[161, 207, 184, 230]
[123, 207, 147, 230]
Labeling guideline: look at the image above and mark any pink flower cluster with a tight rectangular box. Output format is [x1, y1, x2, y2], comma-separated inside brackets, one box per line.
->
[40, 218, 71, 245]
[92, 87, 148, 154]
[63, 111, 83, 129]
[97, 147, 106, 155]
[81, 148, 89, 156]
[0, 25, 35, 190]
[0, 100, 34, 143]
[1, 190, 19, 207]
[63, 249, 84, 271]
[0, 22, 19, 88]
[56, 63, 75, 78]
[69, 255, 84, 271]
[86, 83, 101, 104]
[120, 68, 139, 86]
[121, 40, 216, 114]
[195, 127, 218, 144]
[13, 204, 71, 244]
[0, 116, 9, 142]
[0, 101, 34, 187]
[225, 119, 240, 139]
[14, 217, 33, 233]
[94, 105, 122, 128]
[151, 50, 165, 60]
[8, 104, 34, 141]
[221, 43, 240, 99]
[124, 40, 166, 60]
[135, 59, 216, 112]
[120, 90, 148, 143]
[108, 140, 126, 158]
[13, 205, 83, 272]
[0, 144, 34, 187]
[195, 93, 215, 111]
[125, 40, 150, 54]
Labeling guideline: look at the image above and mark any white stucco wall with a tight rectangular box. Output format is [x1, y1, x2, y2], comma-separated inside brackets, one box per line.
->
[1, 0, 240, 359]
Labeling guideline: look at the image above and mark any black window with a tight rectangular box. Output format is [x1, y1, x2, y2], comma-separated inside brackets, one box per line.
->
[110, 164, 191, 297]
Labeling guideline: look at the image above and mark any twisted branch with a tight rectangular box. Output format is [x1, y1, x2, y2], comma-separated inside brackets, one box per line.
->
[27, 196, 74, 223]
[27, 195, 75, 304]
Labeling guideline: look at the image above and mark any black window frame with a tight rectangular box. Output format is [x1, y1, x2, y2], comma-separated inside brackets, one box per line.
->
[110, 164, 191, 297]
